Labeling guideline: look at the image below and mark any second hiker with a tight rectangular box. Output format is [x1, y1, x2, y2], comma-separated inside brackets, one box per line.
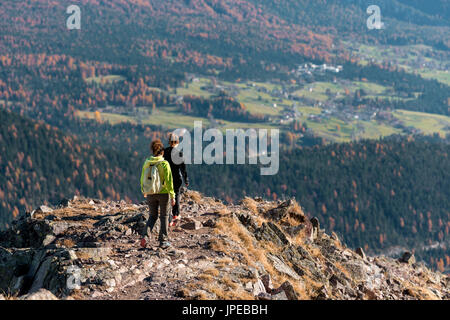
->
[164, 133, 189, 226]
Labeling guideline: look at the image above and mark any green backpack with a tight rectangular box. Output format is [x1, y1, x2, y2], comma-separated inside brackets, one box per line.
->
[142, 161, 164, 195]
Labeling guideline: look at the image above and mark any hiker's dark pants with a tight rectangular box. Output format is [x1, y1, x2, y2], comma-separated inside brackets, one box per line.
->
[172, 183, 182, 217]
[169, 183, 182, 224]
[144, 194, 169, 242]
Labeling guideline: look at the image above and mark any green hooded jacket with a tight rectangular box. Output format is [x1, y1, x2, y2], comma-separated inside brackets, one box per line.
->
[140, 155, 175, 199]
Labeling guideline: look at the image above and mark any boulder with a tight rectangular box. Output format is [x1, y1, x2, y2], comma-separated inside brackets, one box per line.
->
[283, 224, 306, 237]
[271, 290, 288, 300]
[257, 292, 272, 300]
[310, 217, 320, 229]
[267, 254, 300, 280]
[13, 248, 83, 297]
[281, 245, 306, 276]
[0, 247, 34, 295]
[181, 220, 202, 231]
[28, 250, 75, 295]
[12, 276, 26, 293]
[28, 257, 54, 293]
[296, 245, 313, 260]
[57, 198, 70, 208]
[51, 222, 71, 235]
[235, 212, 258, 232]
[244, 282, 253, 292]
[252, 279, 266, 296]
[315, 285, 330, 300]
[231, 266, 253, 279]
[255, 262, 266, 275]
[363, 287, 379, 300]
[123, 212, 148, 225]
[20, 288, 58, 300]
[265, 199, 305, 223]
[399, 252, 415, 265]
[296, 259, 326, 283]
[310, 217, 320, 241]
[331, 232, 340, 243]
[260, 274, 273, 293]
[123, 212, 149, 235]
[42, 234, 56, 247]
[329, 274, 347, 288]
[317, 236, 339, 258]
[74, 247, 112, 262]
[355, 248, 366, 260]
[272, 281, 299, 300]
[255, 222, 289, 246]
[202, 219, 216, 228]
[267, 222, 290, 244]
[44, 214, 58, 221]
[341, 261, 368, 283]
[4, 219, 71, 248]
[265, 199, 295, 221]
[36, 205, 54, 214]
[91, 291, 103, 299]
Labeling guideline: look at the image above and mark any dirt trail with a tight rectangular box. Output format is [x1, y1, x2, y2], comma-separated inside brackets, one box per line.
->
[94, 197, 226, 300]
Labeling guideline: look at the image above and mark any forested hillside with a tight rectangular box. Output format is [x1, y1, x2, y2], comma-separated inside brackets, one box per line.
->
[189, 135, 450, 271]
[0, 0, 448, 135]
[0, 109, 141, 228]
[0, 0, 448, 274]
[1, 106, 448, 271]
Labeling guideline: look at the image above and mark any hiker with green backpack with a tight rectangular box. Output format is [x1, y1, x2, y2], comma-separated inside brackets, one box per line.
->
[140, 139, 176, 249]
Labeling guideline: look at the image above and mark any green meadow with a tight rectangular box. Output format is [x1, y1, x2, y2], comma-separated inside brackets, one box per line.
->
[77, 73, 449, 144]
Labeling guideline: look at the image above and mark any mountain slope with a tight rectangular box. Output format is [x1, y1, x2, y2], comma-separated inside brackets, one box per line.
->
[190, 135, 450, 271]
[1, 0, 448, 71]
[0, 190, 448, 300]
[0, 109, 141, 229]
[0, 0, 448, 275]
[1, 107, 448, 272]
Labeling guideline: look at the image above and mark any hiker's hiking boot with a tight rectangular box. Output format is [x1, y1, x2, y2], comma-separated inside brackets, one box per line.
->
[160, 241, 171, 249]
[140, 226, 150, 248]
[170, 215, 179, 227]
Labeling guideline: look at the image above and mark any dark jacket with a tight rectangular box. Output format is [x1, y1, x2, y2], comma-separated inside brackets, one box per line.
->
[164, 146, 188, 188]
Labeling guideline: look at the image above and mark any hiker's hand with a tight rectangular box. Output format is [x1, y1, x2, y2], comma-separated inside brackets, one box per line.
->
[171, 198, 176, 207]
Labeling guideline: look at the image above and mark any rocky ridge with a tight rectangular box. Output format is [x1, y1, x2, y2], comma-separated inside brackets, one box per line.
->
[0, 190, 448, 300]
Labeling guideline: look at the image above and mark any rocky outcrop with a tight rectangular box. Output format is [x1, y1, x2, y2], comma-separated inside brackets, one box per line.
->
[0, 191, 448, 300]
[20, 289, 59, 300]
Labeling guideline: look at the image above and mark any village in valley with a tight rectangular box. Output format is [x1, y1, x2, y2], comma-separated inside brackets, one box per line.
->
[78, 56, 450, 145]
[168, 62, 448, 142]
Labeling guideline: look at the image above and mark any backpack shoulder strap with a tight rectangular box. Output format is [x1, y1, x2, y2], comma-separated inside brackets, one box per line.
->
[153, 160, 165, 182]
[157, 159, 170, 185]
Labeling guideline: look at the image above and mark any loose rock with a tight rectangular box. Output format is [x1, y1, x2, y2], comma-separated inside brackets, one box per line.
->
[355, 248, 366, 260]
[20, 289, 59, 300]
[181, 220, 202, 231]
[399, 252, 416, 265]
